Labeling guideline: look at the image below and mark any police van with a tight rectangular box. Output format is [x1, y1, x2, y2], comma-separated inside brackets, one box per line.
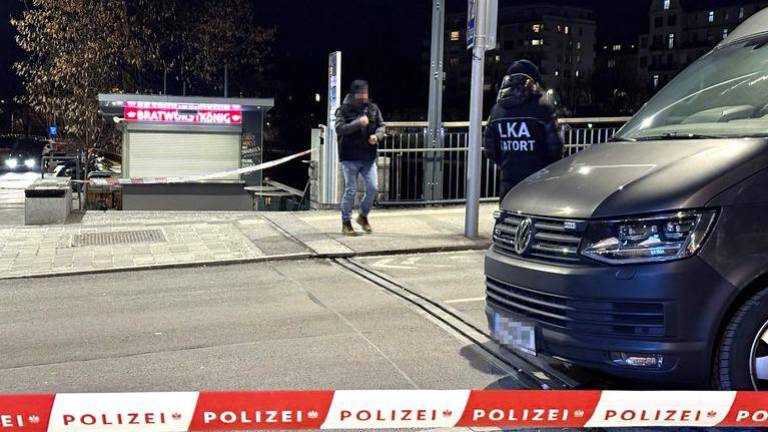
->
[486, 7, 768, 389]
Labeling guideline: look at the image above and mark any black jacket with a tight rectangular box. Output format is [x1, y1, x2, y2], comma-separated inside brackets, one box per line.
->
[483, 82, 563, 186]
[335, 95, 386, 161]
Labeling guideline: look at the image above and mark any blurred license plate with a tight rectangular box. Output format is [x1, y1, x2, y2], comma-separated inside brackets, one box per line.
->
[491, 312, 537, 355]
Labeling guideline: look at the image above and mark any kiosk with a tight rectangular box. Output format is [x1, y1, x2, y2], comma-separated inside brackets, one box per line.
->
[98, 94, 273, 210]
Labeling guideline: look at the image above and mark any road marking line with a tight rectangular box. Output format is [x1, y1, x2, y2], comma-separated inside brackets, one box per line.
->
[371, 257, 414, 270]
[444, 297, 485, 304]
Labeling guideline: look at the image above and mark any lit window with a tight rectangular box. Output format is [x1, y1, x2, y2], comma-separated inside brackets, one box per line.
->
[608, 59, 617, 68]
[532, 24, 542, 33]
[668, 33, 675, 49]
[612, 44, 622, 51]
[483, 83, 492, 91]
[722, 28, 729, 39]
[577, 41, 583, 50]
[495, 55, 501, 62]
[739, 7, 745, 19]
[564, 26, 570, 35]
[663, 0, 671, 10]
[554, 70, 560, 77]
[652, 74, 660, 88]
[709, 11, 715, 22]
[450, 31, 460, 41]
[531, 39, 544, 46]
[575, 69, 581, 78]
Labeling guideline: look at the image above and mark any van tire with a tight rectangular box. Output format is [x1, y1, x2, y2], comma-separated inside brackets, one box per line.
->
[714, 287, 768, 390]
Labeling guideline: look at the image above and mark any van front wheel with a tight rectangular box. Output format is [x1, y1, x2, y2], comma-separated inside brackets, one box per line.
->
[714, 287, 768, 390]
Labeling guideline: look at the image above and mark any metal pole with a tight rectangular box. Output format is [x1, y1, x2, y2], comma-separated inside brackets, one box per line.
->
[426, 0, 445, 201]
[465, 0, 488, 239]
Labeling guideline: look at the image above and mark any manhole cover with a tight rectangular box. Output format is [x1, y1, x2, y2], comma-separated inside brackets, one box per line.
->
[71, 229, 166, 247]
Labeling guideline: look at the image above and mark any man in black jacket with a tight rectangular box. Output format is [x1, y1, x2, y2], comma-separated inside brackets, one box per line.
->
[484, 60, 563, 200]
[335, 80, 386, 235]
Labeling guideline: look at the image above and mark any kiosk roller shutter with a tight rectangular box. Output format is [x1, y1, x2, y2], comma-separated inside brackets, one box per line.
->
[127, 131, 240, 179]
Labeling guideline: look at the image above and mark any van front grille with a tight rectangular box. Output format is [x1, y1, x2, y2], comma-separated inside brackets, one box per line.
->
[493, 214, 584, 263]
[486, 277, 667, 338]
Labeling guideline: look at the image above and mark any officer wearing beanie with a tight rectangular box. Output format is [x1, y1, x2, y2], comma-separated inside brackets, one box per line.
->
[483, 60, 563, 200]
[335, 80, 386, 235]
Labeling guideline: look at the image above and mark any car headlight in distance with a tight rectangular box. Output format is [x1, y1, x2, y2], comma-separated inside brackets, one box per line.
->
[5, 158, 18, 169]
[580, 209, 718, 264]
[24, 158, 36, 168]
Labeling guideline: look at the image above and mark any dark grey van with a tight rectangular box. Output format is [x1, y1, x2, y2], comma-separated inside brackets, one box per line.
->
[486, 7, 768, 389]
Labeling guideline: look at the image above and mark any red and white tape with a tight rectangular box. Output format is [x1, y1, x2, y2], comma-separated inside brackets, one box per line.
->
[2, 390, 768, 430]
[78, 149, 314, 186]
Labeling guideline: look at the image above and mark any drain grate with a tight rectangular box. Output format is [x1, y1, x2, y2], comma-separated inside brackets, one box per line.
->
[71, 229, 166, 247]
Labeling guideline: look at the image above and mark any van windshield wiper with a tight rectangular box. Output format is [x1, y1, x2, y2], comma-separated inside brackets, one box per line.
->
[629, 132, 725, 141]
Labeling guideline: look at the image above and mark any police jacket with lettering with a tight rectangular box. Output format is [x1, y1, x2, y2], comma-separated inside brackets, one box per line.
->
[335, 94, 386, 162]
[483, 88, 563, 186]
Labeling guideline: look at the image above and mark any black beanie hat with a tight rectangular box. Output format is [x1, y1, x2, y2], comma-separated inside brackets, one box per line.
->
[506, 60, 542, 84]
[350, 79, 369, 95]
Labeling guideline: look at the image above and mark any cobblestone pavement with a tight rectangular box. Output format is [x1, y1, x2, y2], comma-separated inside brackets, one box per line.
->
[0, 218, 307, 279]
[0, 205, 496, 279]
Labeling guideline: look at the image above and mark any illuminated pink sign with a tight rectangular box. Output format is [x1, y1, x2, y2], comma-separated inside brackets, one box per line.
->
[123, 101, 243, 125]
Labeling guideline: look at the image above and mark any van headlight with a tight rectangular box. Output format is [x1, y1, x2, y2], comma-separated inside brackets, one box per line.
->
[580, 210, 717, 264]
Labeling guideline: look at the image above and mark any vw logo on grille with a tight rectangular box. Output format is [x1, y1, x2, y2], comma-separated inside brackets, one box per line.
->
[514, 218, 534, 255]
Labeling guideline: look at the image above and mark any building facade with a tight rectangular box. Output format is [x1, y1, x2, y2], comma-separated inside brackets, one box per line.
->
[639, 0, 768, 89]
[443, 3, 597, 117]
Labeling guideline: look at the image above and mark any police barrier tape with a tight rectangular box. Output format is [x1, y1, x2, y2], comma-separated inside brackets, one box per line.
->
[76, 149, 314, 186]
[2, 390, 768, 430]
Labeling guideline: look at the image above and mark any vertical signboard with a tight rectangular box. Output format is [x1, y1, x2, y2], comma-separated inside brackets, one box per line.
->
[467, 0, 477, 49]
[467, 0, 498, 50]
[324, 51, 342, 205]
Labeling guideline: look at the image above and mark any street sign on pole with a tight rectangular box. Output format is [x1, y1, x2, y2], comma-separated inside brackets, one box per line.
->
[465, 0, 490, 239]
[467, 0, 498, 50]
[324, 51, 342, 205]
[467, 0, 477, 49]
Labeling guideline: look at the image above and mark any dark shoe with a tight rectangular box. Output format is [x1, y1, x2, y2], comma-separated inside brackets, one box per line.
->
[342, 221, 357, 236]
[356, 215, 373, 233]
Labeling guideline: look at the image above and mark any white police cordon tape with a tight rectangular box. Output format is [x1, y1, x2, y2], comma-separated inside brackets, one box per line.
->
[79, 148, 314, 186]
[3, 390, 768, 430]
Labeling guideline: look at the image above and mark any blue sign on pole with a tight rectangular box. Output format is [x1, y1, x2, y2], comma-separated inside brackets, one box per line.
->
[467, 0, 477, 49]
[49, 126, 57, 137]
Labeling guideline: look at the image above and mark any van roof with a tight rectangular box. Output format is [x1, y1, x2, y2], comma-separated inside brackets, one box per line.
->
[719, 6, 768, 47]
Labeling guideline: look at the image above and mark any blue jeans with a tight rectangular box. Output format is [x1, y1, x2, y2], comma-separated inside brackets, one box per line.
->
[341, 159, 377, 223]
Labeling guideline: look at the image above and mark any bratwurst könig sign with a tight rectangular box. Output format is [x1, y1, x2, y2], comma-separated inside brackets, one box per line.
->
[123, 101, 243, 125]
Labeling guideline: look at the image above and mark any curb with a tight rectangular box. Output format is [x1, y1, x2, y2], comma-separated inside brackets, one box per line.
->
[0, 244, 492, 281]
[0, 252, 315, 281]
[333, 242, 491, 258]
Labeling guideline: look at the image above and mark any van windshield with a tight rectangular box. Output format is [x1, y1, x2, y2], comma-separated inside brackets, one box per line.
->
[616, 35, 768, 141]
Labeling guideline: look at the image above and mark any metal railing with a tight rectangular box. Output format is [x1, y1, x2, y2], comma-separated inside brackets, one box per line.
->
[377, 117, 630, 205]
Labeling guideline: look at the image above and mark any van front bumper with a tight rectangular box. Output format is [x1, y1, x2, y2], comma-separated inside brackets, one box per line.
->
[484, 246, 735, 387]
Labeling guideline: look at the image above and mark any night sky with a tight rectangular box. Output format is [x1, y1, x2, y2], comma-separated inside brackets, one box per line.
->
[0, 0, 650, 118]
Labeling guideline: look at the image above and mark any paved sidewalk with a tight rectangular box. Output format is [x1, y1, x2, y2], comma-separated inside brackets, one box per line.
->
[0, 204, 496, 279]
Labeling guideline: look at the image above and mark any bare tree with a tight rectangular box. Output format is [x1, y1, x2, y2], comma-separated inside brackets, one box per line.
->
[12, 0, 274, 149]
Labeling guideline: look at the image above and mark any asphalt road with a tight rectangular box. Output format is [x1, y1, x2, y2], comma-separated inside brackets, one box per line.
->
[358, 251, 488, 330]
[0, 254, 525, 392]
[0, 170, 38, 225]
